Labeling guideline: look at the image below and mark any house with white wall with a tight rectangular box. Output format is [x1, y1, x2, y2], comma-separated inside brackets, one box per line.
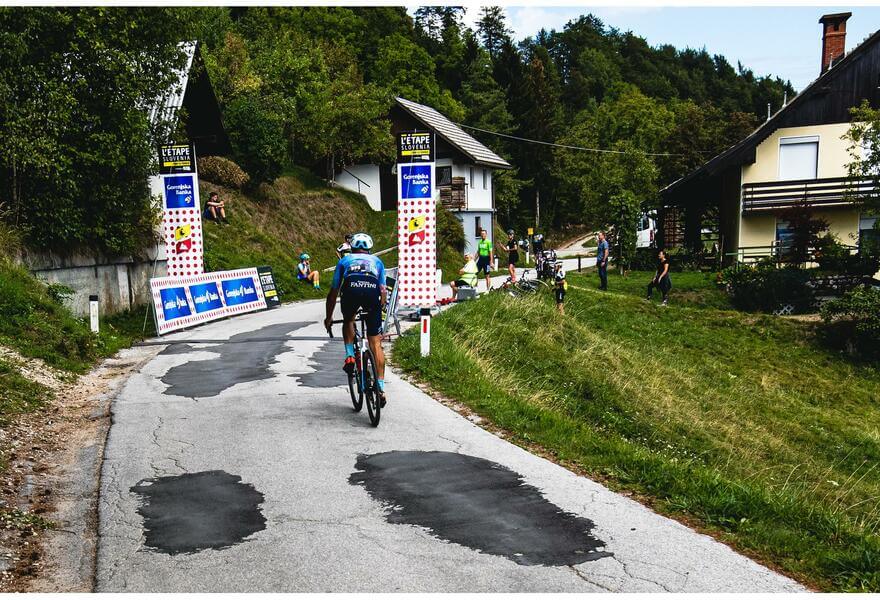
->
[335, 97, 512, 255]
[660, 13, 879, 263]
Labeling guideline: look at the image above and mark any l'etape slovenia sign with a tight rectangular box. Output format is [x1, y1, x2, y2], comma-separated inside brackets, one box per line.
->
[396, 132, 436, 308]
[160, 143, 204, 278]
[150, 268, 268, 335]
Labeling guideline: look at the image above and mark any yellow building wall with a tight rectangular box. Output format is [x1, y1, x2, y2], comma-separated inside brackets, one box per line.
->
[739, 208, 861, 249]
[737, 122, 861, 252]
[739, 214, 776, 248]
[741, 122, 853, 185]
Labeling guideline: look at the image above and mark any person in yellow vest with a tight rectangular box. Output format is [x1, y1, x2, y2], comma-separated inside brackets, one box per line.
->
[450, 253, 478, 299]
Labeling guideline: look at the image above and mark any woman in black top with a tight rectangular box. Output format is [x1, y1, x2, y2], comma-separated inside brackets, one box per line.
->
[505, 229, 519, 283]
[646, 249, 671, 306]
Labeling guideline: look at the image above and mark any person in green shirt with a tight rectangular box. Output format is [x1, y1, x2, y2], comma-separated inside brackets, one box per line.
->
[449, 253, 478, 299]
[475, 228, 494, 290]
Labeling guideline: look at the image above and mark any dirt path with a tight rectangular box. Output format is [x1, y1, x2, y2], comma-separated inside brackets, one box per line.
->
[0, 346, 157, 592]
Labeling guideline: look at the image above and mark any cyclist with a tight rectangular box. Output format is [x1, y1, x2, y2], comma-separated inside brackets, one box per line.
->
[324, 233, 387, 405]
[504, 229, 519, 283]
[336, 233, 353, 259]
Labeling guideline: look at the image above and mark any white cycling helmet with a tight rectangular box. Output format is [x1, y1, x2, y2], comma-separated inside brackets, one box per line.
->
[350, 232, 374, 251]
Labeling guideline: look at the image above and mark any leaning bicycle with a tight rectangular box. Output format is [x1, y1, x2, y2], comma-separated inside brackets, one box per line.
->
[493, 269, 549, 297]
[327, 311, 382, 427]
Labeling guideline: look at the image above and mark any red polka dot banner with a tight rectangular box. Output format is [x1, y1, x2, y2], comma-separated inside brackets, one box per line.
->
[398, 161, 437, 309]
[161, 173, 204, 278]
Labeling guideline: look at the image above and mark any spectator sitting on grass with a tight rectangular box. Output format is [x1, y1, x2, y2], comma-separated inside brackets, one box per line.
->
[297, 252, 321, 290]
[204, 192, 228, 224]
[646, 249, 671, 306]
[450, 253, 478, 299]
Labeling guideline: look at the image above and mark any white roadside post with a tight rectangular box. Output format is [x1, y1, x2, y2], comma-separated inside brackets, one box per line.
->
[89, 294, 99, 333]
[420, 307, 431, 357]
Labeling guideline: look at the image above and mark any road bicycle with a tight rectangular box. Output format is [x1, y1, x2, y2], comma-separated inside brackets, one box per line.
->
[327, 311, 382, 427]
[493, 269, 549, 297]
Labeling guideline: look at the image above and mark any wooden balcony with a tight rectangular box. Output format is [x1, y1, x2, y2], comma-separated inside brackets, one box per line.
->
[439, 176, 467, 210]
[741, 176, 876, 213]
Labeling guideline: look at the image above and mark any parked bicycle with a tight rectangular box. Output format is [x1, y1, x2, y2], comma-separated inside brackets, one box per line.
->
[327, 310, 382, 426]
[492, 269, 549, 297]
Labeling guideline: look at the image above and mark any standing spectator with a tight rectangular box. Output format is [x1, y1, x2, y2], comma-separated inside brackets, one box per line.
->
[205, 192, 228, 224]
[554, 261, 567, 314]
[504, 229, 519, 283]
[596, 231, 609, 290]
[336, 233, 353, 259]
[296, 252, 321, 290]
[476, 228, 493, 290]
[646, 249, 672, 306]
[449, 253, 478, 299]
[532, 232, 545, 255]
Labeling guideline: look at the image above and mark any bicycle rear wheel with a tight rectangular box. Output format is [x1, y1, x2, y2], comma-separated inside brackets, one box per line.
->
[363, 351, 381, 427]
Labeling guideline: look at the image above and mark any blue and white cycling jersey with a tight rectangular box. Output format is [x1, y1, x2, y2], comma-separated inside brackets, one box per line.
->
[331, 253, 386, 292]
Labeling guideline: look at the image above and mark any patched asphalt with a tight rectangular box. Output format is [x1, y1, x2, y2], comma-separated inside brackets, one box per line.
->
[96, 293, 805, 592]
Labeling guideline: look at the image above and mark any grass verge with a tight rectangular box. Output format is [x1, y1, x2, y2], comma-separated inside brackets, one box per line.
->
[393, 270, 880, 591]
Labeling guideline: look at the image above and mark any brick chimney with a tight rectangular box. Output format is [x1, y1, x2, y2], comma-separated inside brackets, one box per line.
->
[819, 12, 851, 73]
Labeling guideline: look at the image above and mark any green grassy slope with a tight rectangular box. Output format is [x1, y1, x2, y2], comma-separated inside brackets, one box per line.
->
[0, 260, 136, 372]
[200, 169, 466, 302]
[394, 270, 880, 591]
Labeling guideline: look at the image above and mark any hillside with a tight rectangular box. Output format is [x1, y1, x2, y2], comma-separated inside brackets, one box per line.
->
[394, 270, 880, 591]
[199, 168, 472, 302]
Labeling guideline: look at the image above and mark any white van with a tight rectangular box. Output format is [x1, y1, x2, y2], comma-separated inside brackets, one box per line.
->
[637, 214, 656, 248]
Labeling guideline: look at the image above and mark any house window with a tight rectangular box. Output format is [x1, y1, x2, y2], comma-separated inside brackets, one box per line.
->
[482, 169, 488, 190]
[778, 136, 818, 180]
[436, 165, 452, 187]
[775, 219, 795, 251]
[469, 167, 474, 188]
[860, 214, 879, 250]
[474, 216, 481, 238]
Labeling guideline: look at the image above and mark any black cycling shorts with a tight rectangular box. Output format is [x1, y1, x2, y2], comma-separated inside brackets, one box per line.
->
[340, 278, 383, 336]
[508, 251, 519, 266]
[555, 286, 566, 304]
[476, 255, 491, 275]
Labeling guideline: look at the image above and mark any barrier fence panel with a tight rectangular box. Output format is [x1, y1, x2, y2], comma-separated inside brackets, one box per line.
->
[150, 267, 267, 335]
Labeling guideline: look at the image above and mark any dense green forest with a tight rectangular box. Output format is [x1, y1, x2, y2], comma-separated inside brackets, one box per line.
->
[0, 6, 794, 255]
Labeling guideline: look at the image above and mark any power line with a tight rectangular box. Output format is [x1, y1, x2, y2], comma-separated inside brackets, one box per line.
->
[457, 123, 709, 157]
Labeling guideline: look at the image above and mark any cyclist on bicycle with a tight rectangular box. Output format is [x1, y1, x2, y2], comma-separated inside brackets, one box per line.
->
[324, 232, 387, 404]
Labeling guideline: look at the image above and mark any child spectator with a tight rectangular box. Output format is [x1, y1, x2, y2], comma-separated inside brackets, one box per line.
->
[646, 249, 671, 306]
[554, 261, 567, 314]
[205, 192, 228, 224]
[297, 253, 321, 290]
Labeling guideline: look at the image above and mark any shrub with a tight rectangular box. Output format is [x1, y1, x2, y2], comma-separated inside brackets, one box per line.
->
[198, 156, 250, 189]
[718, 262, 814, 313]
[813, 233, 879, 275]
[820, 286, 880, 360]
[436, 203, 465, 253]
[631, 246, 709, 272]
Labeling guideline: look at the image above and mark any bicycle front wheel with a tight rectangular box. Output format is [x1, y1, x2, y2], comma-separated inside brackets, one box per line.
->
[363, 351, 381, 427]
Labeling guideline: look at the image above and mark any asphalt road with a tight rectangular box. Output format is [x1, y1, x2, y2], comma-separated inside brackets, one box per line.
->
[96, 280, 804, 592]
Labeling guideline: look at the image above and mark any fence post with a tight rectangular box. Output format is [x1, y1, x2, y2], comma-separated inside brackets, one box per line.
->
[578, 256, 582, 272]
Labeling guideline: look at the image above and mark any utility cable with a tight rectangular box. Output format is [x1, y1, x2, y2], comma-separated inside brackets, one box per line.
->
[457, 122, 714, 157]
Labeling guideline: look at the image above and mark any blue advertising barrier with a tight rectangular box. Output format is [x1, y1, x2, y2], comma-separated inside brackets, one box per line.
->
[150, 268, 268, 335]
